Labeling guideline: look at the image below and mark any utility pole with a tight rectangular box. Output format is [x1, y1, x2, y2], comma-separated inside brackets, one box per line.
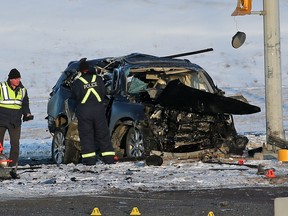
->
[232, 0, 286, 150]
[263, 0, 286, 150]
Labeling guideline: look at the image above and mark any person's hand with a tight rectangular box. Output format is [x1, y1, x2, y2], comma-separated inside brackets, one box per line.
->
[23, 113, 34, 122]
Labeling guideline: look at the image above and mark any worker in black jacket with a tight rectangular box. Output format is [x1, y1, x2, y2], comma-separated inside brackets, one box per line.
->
[0, 68, 33, 167]
[71, 59, 115, 165]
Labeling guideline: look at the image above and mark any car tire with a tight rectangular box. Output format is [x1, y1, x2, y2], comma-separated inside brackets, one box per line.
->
[125, 126, 145, 157]
[51, 129, 65, 164]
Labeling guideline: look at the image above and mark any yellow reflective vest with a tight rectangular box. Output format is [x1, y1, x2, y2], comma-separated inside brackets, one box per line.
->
[0, 81, 26, 109]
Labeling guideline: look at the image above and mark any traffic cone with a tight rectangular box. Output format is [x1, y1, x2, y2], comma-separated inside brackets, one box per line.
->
[114, 155, 119, 162]
[266, 169, 276, 178]
[0, 142, 12, 168]
[238, 159, 244, 165]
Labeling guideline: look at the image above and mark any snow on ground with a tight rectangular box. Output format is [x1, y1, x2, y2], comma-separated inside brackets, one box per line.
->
[2, 158, 288, 200]
[0, 0, 288, 199]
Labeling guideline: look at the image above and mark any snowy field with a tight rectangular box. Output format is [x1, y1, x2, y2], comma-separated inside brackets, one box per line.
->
[0, 0, 288, 199]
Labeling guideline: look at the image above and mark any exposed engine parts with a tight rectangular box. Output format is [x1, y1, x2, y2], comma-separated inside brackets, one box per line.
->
[143, 105, 247, 155]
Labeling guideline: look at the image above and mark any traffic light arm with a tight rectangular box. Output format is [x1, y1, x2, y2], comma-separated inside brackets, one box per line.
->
[231, 0, 264, 16]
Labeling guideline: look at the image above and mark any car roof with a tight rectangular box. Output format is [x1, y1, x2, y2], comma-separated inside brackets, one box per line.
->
[122, 53, 204, 71]
[64, 53, 204, 73]
[66, 57, 116, 71]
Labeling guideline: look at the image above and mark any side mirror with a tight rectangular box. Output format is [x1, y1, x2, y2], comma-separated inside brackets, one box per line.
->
[232, 31, 246, 49]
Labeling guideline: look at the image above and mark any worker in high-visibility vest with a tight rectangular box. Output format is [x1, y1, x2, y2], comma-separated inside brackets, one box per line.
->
[71, 59, 115, 165]
[0, 68, 33, 167]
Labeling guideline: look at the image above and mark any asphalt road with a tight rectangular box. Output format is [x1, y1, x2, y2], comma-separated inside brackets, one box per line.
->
[1, 187, 288, 216]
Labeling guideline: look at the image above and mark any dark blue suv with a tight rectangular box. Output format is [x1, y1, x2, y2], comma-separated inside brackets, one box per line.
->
[47, 53, 260, 164]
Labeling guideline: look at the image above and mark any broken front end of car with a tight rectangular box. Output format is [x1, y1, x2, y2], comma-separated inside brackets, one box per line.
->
[105, 53, 261, 160]
[120, 88, 255, 160]
[48, 53, 261, 164]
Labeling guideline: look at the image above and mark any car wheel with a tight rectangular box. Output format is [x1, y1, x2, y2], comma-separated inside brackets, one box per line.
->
[51, 130, 65, 164]
[125, 126, 145, 157]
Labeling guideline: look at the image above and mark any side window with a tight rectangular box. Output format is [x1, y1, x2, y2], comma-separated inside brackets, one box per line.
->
[127, 76, 148, 94]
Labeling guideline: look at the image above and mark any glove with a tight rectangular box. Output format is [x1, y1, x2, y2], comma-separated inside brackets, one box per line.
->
[23, 114, 34, 122]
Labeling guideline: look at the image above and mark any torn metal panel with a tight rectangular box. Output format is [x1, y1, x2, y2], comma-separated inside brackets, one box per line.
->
[157, 79, 261, 115]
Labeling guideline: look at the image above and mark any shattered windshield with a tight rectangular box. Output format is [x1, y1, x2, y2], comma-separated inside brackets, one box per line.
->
[126, 67, 214, 96]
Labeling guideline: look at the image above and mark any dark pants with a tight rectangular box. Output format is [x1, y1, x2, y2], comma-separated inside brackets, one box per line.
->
[0, 126, 21, 167]
[76, 104, 114, 165]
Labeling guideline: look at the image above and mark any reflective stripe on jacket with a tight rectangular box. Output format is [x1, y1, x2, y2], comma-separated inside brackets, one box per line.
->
[78, 75, 102, 104]
[0, 81, 26, 109]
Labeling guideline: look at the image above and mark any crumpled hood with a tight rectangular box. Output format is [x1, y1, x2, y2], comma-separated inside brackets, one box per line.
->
[156, 79, 261, 115]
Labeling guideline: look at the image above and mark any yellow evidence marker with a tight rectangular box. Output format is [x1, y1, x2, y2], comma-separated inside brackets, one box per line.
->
[207, 211, 215, 216]
[130, 207, 141, 216]
[91, 207, 102, 216]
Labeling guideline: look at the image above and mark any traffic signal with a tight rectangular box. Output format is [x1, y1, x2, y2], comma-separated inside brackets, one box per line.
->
[231, 0, 252, 16]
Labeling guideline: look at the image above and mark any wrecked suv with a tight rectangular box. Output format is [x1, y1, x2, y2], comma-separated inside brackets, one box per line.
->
[47, 52, 260, 164]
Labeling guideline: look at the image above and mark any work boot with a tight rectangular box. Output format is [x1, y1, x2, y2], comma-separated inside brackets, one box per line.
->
[82, 157, 96, 166]
[102, 156, 115, 164]
[10, 168, 20, 179]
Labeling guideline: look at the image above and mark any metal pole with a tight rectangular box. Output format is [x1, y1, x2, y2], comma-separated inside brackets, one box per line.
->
[263, 0, 285, 150]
